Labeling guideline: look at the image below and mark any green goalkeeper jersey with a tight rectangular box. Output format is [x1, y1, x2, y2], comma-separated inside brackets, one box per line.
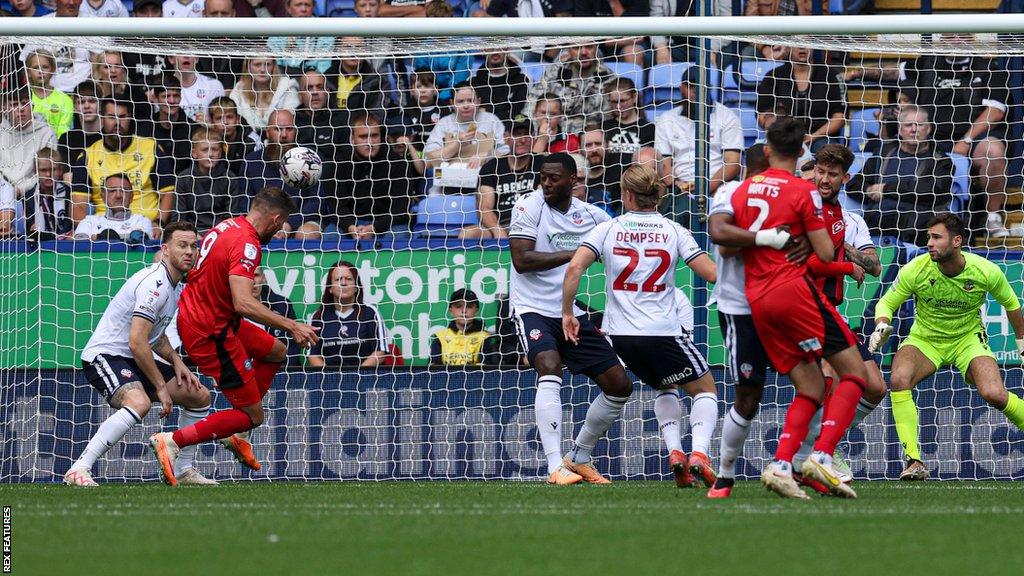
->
[876, 252, 1021, 342]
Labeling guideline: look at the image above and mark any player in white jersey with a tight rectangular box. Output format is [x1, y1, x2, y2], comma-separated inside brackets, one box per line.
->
[509, 152, 634, 485]
[163, 0, 204, 17]
[66, 222, 216, 487]
[79, 0, 130, 17]
[562, 164, 720, 489]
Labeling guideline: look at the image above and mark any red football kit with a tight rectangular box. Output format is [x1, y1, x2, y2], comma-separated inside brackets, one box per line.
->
[178, 216, 278, 407]
[807, 201, 854, 306]
[730, 168, 856, 373]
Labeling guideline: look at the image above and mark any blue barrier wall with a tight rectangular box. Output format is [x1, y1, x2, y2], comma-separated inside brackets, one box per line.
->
[3, 368, 1024, 482]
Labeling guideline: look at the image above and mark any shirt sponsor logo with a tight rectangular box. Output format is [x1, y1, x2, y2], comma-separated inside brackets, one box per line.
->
[546, 232, 583, 251]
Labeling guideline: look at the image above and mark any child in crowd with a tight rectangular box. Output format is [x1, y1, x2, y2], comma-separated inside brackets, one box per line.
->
[25, 49, 74, 138]
[173, 126, 239, 233]
[429, 288, 496, 368]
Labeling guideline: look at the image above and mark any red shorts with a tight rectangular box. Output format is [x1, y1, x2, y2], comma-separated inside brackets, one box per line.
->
[749, 276, 857, 374]
[179, 318, 279, 408]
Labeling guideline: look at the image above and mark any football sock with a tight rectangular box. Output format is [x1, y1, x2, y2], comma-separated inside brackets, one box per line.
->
[73, 407, 141, 471]
[689, 392, 718, 456]
[569, 393, 629, 464]
[775, 394, 819, 463]
[718, 407, 751, 479]
[535, 375, 564, 474]
[1000, 391, 1024, 430]
[255, 360, 282, 397]
[849, 397, 879, 431]
[173, 409, 254, 448]
[653, 389, 682, 454]
[173, 405, 210, 476]
[792, 406, 822, 469]
[813, 375, 865, 454]
[889, 389, 921, 461]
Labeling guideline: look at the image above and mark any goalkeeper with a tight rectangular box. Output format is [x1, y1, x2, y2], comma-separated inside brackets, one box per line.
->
[870, 213, 1024, 480]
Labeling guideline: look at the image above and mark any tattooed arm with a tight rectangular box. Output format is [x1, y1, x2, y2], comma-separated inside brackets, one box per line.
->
[846, 244, 882, 277]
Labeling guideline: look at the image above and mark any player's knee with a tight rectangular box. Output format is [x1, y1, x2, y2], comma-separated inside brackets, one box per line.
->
[183, 386, 212, 410]
[532, 352, 561, 377]
[242, 404, 265, 428]
[977, 384, 1008, 408]
[734, 384, 762, 419]
[264, 340, 288, 363]
[863, 372, 887, 404]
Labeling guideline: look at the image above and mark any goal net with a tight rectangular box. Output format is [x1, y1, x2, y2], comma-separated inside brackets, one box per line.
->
[2, 17, 1023, 483]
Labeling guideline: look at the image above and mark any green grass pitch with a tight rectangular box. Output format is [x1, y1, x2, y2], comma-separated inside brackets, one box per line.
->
[6, 480, 1023, 576]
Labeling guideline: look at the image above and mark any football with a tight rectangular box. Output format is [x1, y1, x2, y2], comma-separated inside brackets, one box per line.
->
[280, 146, 323, 190]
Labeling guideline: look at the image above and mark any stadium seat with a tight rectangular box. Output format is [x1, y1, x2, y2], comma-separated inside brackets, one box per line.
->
[645, 62, 691, 107]
[327, 0, 356, 17]
[739, 60, 783, 87]
[949, 152, 971, 215]
[606, 61, 644, 93]
[415, 194, 480, 237]
[848, 107, 881, 153]
[735, 105, 760, 148]
[849, 152, 870, 178]
[521, 62, 548, 84]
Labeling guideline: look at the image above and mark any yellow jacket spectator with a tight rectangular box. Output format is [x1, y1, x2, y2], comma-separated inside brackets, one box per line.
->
[430, 289, 497, 367]
[71, 99, 175, 233]
[25, 49, 74, 138]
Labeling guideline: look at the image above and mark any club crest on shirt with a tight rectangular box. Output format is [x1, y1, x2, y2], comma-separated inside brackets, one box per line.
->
[963, 280, 975, 292]
[529, 329, 542, 341]
[571, 211, 584, 225]
[244, 359, 253, 371]
[340, 324, 349, 336]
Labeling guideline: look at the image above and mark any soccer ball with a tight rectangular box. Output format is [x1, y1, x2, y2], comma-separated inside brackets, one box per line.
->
[280, 146, 322, 190]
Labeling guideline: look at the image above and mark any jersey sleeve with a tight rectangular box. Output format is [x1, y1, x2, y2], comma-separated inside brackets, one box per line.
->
[133, 271, 171, 323]
[718, 107, 745, 152]
[580, 220, 613, 260]
[674, 223, 705, 263]
[875, 256, 922, 321]
[309, 312, 325, 357]
[797, 184, 827, 232]
[508, 194, 541, 241]
[227, 234, 261, 279]
[709, 184, 736, 217]
[985, 261, 1021, 312]
[365, 305, 390, 352]
[844, 211, 873, 250]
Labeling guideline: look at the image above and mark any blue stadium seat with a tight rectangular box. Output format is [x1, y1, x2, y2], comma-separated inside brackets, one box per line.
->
[521, 62, 548, 84]
[736, 105, 760, 148]
[606, 61, 644, 93]
[415, 195, 480, 237]
[645, 62, 691, 107]
[849, 152, 870, 179]
[848, 107, 881, 153]
[327, 0, 356, 17]
[949, 152, 971, 215]
[739, 60, 783, 87]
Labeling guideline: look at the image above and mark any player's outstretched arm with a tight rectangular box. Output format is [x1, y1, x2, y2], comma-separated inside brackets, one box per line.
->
[509, 238, 575, 274]
[229, 275, 320, 348]
[128, 317, 173, 418]
[561, 247, 598, 345]
[686, 253, 717, 284]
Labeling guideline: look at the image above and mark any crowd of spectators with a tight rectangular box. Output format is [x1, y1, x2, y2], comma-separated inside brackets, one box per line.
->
[0, 0, 1018, 248]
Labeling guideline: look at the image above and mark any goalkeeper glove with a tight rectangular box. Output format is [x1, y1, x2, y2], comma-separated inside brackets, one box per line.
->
[868, 322, 893, 354]
[754, 228, 791, 250]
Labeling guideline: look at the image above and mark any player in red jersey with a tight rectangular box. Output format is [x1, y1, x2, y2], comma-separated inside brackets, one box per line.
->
[791, 145, 888, 492]
[149, 187, 319, 486]
[710, 118, 868, 499]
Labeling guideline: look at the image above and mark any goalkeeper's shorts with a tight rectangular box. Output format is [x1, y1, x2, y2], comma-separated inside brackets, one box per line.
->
[900, 331, 995, 383]
[179, 318, 279, 408]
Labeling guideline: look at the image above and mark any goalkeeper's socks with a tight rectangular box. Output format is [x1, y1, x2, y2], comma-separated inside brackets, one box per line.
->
[570, 393, 629, 464]
[172, 409, 254, 448]
[74, 407, 141, 470]
[654, 390, 682, 454]
[717, 407, 752, 479]
[1000, 392, 1024, 430]
[813, 375, 865, 454]
[174, 405, 210, 476]
[848, 397, 879, 431]
[889, 389, 922, 462]
[774, 394, 819, 463]
[689, 392, 718, 456]
[254, 360, 282, 397]
[792, 406, 823, 470]
[535, 375, 564, 474]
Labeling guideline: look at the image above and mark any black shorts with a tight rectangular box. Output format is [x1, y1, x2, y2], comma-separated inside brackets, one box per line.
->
[718, 311, 769, 387]
[82, 354, 175, 405]
[514, 312, 620, 378]
[610, 334, 709, 390]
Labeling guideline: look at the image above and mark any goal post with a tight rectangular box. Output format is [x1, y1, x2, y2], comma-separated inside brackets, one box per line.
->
[2, 15, 1024, 483]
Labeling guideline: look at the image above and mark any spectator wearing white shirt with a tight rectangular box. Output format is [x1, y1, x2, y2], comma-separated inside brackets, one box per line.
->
[0, 87, 58, 196]
[423, 84, 510, 194]
[163, 0, 205, 17]
[229, 57, 301, 131]
[79, 0, 130, 17]
[168, 54, 225, 124]
[74, 174, 154, 241]
[655, 69, 743, 196]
